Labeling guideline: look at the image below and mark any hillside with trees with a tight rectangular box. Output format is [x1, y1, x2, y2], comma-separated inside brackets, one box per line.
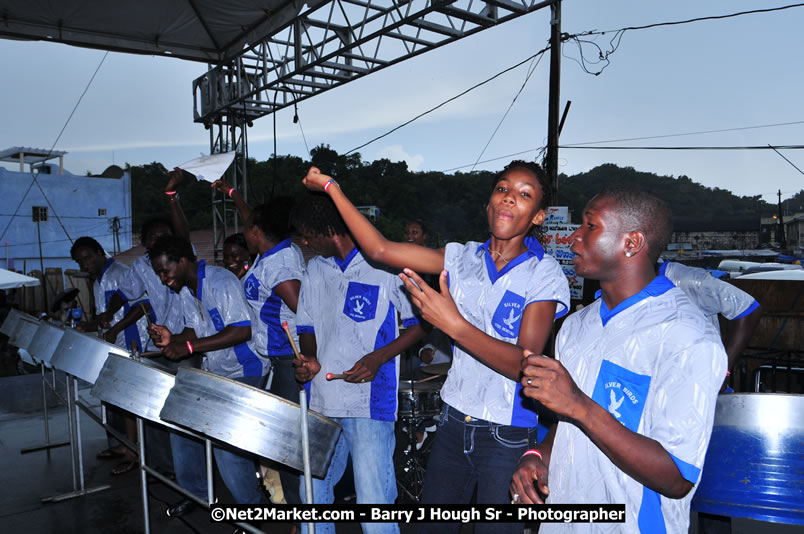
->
[129, 146, 799, 246]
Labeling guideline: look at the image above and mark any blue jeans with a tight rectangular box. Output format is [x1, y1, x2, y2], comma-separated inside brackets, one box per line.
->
[301, 417, 398, 534]
[418, 404, 533, 534]
[170, 374, 267, 505]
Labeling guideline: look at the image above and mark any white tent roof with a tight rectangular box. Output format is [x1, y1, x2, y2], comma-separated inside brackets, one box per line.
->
[0, 268, 41, 290]
[0, 0, 325, 64]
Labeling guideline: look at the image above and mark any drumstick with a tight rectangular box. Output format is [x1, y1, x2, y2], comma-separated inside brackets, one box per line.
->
[281, 321, 302, 361]
[416, 374, 442, 384]
[326, 373, 347, 381]
[139, 302, 152, 327]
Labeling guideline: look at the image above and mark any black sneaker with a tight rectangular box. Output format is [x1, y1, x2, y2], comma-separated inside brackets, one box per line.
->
[166, 499, 195, 518]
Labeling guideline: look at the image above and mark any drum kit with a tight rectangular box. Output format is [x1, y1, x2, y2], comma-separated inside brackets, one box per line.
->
[2, 310, 342, 534]
[395, 361, 447, 504]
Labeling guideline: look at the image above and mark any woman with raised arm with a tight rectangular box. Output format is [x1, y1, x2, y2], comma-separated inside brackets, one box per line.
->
[303, 161, 570, 534]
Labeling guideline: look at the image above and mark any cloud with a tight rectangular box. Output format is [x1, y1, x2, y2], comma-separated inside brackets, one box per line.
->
[375, 145, 424, 171]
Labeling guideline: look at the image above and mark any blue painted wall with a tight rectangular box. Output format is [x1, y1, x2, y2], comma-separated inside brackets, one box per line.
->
[0, 163, 132, 273]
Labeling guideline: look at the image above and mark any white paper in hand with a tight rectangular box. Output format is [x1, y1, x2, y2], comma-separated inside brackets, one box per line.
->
[177, 152, 236, 183]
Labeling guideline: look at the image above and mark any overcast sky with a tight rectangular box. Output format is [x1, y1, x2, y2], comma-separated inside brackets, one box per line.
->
[1, 1, 802, 204]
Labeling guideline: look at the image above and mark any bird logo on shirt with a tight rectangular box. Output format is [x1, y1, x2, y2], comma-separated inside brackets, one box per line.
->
[503, 308, 521, 330]
[608, 389, 624, 419]
[353, 300, 364, 314]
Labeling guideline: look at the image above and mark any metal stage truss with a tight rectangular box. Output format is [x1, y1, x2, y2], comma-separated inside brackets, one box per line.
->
[199, 0, 555, 259]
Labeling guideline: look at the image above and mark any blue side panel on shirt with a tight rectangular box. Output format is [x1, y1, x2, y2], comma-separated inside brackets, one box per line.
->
[209, 307, 262, 377]
[233, 341, 263, 377]
[343, 281, 379, 322]
[510, 380, 540, 427]
[491, 289, 526, 338]
[370, 303, 398, 421]
[638, 487, 667, 534]
[261, 289, 291, 356]
[591, 360, 651, 433]
[669, 452, 702, 484]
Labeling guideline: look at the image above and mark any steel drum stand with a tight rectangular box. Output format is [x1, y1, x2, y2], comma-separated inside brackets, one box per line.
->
[41, 373, 112, 503]
[395, 381, 434, 504]
[132, 416, 266, 534]
[19, 364, 70, 455]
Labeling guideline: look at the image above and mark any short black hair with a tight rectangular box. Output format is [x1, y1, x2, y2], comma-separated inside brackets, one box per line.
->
[148, 235, 196, 264]
[291, 192, 350, 238]
[140, 217, 173, 244]
[493, 160, 552, 211]
[598, 187, 673, 263]
[223, 232, 248, 250]
[250, 196, 294, 242]
[70, 236, 104, 260]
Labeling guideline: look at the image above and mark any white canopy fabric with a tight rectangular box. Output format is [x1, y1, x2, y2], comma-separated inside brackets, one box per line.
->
[0, 0, 324, 64]
[0, 268, 41, 290]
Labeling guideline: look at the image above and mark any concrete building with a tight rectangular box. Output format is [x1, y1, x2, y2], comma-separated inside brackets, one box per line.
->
[0, 147, 132, 274]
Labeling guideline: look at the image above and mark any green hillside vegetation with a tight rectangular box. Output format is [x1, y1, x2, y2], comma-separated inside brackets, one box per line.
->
[129, 146, 800, 246]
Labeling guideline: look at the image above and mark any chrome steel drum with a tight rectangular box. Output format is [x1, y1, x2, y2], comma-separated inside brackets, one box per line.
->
[0, 308, 28, 338]
[27, 322, 66, 366]
[9, 314, 40, 351]
[91, 354, 176, 424]
[160, 368, 341, 478]
[398, 379, 442, 417]
[49, 329, 129, 384]
[692, 393, 804, 525]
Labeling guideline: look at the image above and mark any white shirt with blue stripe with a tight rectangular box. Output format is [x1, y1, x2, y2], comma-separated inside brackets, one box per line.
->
[543, 276, 727, 534]
[660, 261, 759, 333]
[177, 261, 268, 379]
[440, 237, 570, 427]
[242, 239, 305, 357]
[129, 254, 184, 351]
[94, 258, 146, 350]
[295, 248, 419, 421]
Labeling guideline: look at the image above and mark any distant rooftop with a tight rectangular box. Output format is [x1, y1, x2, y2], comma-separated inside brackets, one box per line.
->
[0, 146, 67, 175]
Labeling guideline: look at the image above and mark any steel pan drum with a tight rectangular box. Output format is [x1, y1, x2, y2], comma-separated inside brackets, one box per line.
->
[0, 308, 28, 338]
[91, 354, 177, 424]
[9, 314, 40, 350]
[692, 393, 804, 524]
[398, 379, 442, 416]
[160, 368, 341, 478]
[27, 322, 66, 366]
[49, 329, 129, 384]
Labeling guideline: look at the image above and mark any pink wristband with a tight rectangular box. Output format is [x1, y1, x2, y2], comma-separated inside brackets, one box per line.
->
[522, 449, 543, 461]
[186, 341, 194, 354]
[324, 179, 336, 192]
[227, 187, 235, 197]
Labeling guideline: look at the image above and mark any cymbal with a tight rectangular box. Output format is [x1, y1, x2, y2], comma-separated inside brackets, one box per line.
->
[421, 363, 450, 376]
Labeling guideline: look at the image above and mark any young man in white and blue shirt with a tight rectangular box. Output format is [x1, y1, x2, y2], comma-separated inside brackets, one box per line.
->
[512, 188, 726, 534]
[148, 235, 269, 515]
[292, 192, 423, 534]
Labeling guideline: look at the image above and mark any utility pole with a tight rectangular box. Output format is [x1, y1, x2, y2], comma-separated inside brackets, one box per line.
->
[545, 0, 562, 197]
[777, 189, 786, 249]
